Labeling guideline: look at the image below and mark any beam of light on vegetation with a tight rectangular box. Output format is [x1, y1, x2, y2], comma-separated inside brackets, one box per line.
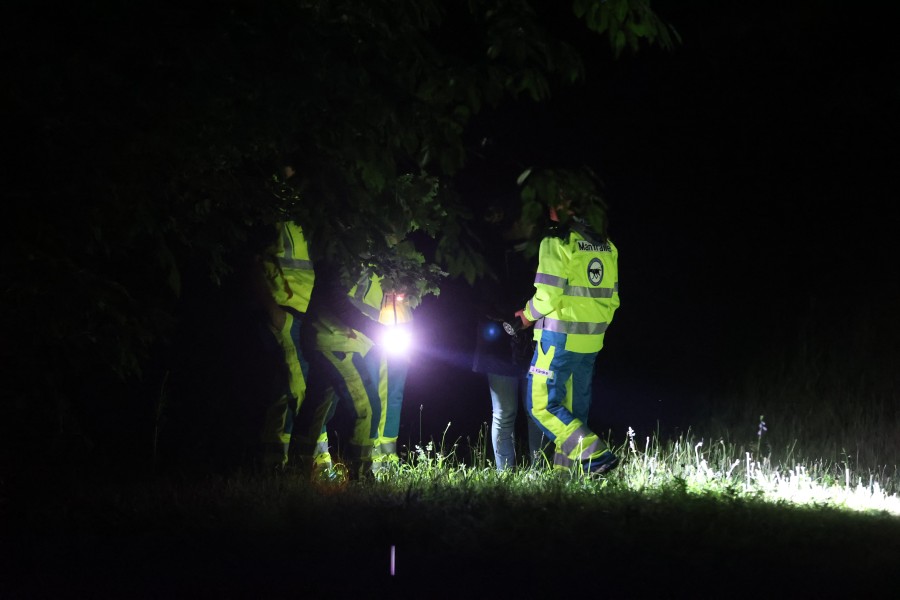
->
[742, 458, 900, 515]
[614, 429, 900, 517]
[365, 425, 900, 518]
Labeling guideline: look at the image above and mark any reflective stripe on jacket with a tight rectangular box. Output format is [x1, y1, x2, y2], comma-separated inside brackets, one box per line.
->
[523, 223, 619, 353]
[268, 222, 315, 313]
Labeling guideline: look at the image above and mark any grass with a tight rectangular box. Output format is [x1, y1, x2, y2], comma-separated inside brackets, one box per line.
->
[5, 424, 899, 599]
[4, 303, 899, 598]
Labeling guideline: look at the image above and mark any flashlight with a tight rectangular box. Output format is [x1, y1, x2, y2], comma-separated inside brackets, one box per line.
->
[502, 320, 521, 336]
[382, 326, 412, 355]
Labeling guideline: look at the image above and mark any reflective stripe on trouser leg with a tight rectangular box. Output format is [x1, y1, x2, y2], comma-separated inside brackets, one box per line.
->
[278, 310, 309, 412]
[373, 352, 389, 462]
[259, 311, 308, 467]
[263, 311, 309, 456]
[323, 349, 380, 469]
[289, 345, 337, 468]
[378, 440, 398, 456]
[289, 385, 334, 463]
[314, 429, 332, 466]
[311, 387, 337, 467]
[527, 339, 606, 470]
[374, 353, 408, 470]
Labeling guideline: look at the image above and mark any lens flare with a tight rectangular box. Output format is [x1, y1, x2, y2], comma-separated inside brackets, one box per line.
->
[383, 326, 412, 355]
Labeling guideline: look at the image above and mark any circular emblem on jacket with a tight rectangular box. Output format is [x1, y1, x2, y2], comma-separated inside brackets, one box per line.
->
[587, 258, 604, 286]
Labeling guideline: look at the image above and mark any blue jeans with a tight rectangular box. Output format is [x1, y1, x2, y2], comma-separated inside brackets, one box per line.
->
[488, 373, 546, 471]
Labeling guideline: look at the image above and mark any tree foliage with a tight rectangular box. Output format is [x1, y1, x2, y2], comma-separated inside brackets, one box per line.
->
[1, 0, 676, 471]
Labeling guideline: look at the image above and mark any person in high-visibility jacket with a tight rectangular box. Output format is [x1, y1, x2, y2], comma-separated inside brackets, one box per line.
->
[288, 253, 388, 480]
[314, 271, 414, 473]
[257, 220, 315, 470]
[515, 206, 620, 476]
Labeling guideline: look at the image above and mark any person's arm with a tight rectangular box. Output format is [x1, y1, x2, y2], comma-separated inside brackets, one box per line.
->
[308, 257, 387, 342]
[519, 236, 567, 325]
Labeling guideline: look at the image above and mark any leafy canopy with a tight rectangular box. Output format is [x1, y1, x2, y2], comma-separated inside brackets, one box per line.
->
[3, 0, 676, 386]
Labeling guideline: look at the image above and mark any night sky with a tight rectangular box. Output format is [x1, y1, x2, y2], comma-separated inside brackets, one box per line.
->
[392, 1, 900, 452]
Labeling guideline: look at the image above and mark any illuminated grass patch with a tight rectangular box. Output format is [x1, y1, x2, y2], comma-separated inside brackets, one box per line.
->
[10, 424, 899, 598]
[363, 425, 900, 517]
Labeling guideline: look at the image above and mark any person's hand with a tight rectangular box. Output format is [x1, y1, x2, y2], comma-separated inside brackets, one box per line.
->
[514, 309, 534, 328]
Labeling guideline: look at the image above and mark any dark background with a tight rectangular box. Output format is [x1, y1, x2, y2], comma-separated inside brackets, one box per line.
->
[388, 0, 900, 454]
[4, 1, 897, 470]
[3, 5, 897, 596]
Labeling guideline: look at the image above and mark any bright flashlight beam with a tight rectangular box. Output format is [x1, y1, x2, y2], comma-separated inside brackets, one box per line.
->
[382, 327, 412, 355]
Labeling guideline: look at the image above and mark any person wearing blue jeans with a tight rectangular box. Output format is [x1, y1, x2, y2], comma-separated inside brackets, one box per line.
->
[488, 372, 545, 470]
[470, 200, 552, 471]
[474, 318, 547, 471]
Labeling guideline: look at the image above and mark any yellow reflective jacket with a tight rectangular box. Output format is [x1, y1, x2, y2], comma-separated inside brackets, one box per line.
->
[267, 222, 315, 314]
[523, 221, 619, 353]
[348, 271, 414, 326]
[310, 269, 410, 355]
